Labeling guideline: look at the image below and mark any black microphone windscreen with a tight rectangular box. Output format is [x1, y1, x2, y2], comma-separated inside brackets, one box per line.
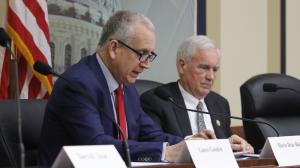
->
[154, 87, 171, 101]
[0, 27, 11, 47]
[33, 61, 52, 75]
[263, 83, 278, 92]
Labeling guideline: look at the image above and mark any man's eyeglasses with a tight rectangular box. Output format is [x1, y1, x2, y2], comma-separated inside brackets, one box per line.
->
[116, 40, 157, 62]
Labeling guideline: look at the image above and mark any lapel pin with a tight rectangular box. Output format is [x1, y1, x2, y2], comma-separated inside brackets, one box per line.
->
[216, 119, 221, 126]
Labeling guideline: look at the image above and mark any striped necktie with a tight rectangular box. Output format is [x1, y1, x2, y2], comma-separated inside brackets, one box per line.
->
[196, 101, 206, 132]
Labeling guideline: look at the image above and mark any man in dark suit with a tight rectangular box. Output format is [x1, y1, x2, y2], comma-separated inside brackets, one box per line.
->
[141, 35, 254, 153]
[39, 11, 205, 166]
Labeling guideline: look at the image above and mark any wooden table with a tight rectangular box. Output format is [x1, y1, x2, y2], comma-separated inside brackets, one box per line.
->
[133, 159, 300, 168]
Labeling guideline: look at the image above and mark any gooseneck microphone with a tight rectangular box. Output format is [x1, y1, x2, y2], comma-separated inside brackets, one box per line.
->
[33, 61, 132, 167]
[0, 27, 11, 47]
[154, 87, 280, 137]
[0, 27, 23, 168]
[263, 83, 300, 95]
[33, 60, 56, 76]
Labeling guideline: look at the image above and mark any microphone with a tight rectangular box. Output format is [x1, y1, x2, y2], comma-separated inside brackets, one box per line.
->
[0, 27, 24, 168]
[262, 83, 277, 92]
[263, 83, 300, 95]
[154, 87, 280, 137]
[33, 60, 57, 76]
[33, 61, 132, 167]
[0, 27, 11, 47]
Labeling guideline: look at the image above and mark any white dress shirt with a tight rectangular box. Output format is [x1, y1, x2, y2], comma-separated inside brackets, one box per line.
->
[178, 82, 214, 134]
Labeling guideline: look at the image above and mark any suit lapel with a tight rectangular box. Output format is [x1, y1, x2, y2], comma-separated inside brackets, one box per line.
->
[86, 54, 117, 137]
[170, 83, 193, 136]
[205, 96, 225, 138]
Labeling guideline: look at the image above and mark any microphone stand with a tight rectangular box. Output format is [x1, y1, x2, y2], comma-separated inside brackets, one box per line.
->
[5, 39, 25, 168]
[263, 83, 300, 95]
[276, 87, 300, 95]
[167, 97, 280, 137]
[0, 127, 17, 167]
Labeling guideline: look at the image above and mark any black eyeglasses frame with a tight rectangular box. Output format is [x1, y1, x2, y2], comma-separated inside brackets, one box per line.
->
[115, 40, 157, 62]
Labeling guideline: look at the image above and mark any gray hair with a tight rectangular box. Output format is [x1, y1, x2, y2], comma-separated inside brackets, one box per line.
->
[176, 35, 220, 62]
[98, 10, 154, 49]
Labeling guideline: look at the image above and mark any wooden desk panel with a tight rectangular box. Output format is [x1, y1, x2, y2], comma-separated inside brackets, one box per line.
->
[238, 159, 277, 167]
[133, 159, 300, 168]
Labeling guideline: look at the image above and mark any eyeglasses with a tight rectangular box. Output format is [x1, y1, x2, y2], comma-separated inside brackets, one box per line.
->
[116, 40, 157, 62]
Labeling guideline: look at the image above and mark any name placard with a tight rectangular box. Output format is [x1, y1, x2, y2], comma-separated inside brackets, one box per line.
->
[175, 139, 238, 168]
[52, 145, 127, 168]
[260, 135, 300, 166]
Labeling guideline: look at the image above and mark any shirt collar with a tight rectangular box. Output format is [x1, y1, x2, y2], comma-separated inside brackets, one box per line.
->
[178, 82, 205, 107]
[96, 53, 119, 93]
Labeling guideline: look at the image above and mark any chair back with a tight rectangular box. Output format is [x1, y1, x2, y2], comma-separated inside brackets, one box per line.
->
[240, 73, 300, 152]
[0, 99, 47, 167]
[135, 79, 163, 95]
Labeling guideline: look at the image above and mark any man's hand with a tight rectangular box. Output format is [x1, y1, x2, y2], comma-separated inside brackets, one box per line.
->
[165, 140, 186, 162]
[229, 134, 254, 153]
[184, 129, 216, 140]
[165, 130, 216, 162]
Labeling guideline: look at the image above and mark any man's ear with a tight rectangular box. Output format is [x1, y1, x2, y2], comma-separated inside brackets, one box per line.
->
[177, 58, 186, 74]
[108, 40, 118, 59]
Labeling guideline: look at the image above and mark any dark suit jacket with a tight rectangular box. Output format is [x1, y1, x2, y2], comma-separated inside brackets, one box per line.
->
[141, 82, 231, 139]
[39, 54, 182, 166]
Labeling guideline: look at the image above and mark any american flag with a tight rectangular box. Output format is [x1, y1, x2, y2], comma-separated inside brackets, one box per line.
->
[0, 0, 52, 99]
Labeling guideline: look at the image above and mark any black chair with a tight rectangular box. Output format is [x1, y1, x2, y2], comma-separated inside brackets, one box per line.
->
[0, 99, 47, 167]
[135, 79, 163, 95]
[240, 73, 300, 152]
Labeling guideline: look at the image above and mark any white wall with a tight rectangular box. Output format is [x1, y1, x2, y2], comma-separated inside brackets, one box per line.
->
[0, 0, 7, 78]
[286, 0, 300, 78]
[0, 1, 6, 27]
[219, 0, 269, 125]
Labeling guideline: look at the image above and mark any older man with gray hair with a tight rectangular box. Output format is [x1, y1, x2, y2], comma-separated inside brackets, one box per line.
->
[141, 35, 254, 154]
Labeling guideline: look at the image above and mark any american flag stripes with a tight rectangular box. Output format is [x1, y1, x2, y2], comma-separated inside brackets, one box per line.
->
[0, 0, 52, 99]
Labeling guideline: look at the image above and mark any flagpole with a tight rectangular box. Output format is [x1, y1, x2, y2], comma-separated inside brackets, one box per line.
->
[1, 30, 25, 168]
[11, 55, 25, 168]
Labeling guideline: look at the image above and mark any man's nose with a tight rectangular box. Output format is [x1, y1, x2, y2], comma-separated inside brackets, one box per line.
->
[139, 60, 151, 69]
[206, 69, 215, 80]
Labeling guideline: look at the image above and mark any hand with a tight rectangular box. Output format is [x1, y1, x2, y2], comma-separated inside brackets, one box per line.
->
[165, 130, 215, 162]
[185, 129, 216, 140]
[229, 134, 254, 153]
[165, 140, 186, 162]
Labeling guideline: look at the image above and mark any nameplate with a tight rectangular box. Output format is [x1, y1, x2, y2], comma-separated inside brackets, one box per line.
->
[260, 135, 300, 166]
[175, 139, 238, 168]
[52, 145, 127, 168]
